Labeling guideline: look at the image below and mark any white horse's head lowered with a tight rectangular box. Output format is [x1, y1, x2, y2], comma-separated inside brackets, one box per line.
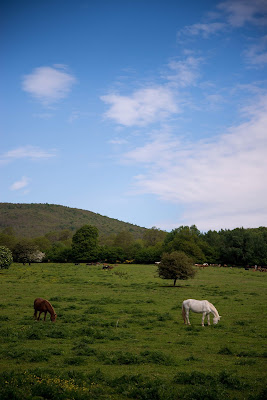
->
[213, 316, 221, 325]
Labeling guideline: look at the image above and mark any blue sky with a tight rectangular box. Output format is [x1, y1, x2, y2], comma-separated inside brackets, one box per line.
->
[1, 0, 267, 232]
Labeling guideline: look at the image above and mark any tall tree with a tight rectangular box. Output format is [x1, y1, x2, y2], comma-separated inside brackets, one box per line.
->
[0, 246, 13, 269]
[143, 227, 166, 247]
[113, 231, 134, 250]
[71, 225, 99, 262]
[13, 239, 38, 264]
[219, 228, 254, 266]
[164, 226, 206, 262]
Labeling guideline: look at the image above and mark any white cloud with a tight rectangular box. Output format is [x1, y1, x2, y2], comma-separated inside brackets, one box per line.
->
[179, 22, 226, 38]
[10, 176, 30, 191]
[122, 94, 267, 231]
[166, 56, 202, 87]
[244, 35, 267, 66]
[109, 138, 128, 145]
[4, 146, 55, 160]
[101, 86, 179, 127]
[218, 0, 267, 27]
[22, 65, 76, 105]
[0, 145, 56, 165]
[179, 1, 267, 40]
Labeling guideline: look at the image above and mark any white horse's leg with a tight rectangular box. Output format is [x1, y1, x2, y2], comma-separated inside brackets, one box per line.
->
[202, 313, 206, 327]
[207, 313, 210, 326]
[186, 310, 190, 325]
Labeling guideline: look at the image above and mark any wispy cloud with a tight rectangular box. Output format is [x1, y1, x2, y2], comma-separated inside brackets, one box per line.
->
[68, 111, 93, 123]
[22, 65, 77, 105]
[101, 86, 179, 127]
[122, 94, 267, 231]
[109, 138, 128, 145]
[10, 176, 30, 191]
[218, 0, 267, 28]
[179, 22, 226, 38]
[244, 35, 267, 66]
[0, 145, 56, 165]
[178, 0, 267, 40]
[166, 56, 203, 87]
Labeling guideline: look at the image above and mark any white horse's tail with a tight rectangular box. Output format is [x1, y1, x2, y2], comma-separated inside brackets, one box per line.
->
[182, 303, 186, 324]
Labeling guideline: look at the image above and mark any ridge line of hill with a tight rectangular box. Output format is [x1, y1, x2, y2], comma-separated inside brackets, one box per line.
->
[0, 203, 147, 238]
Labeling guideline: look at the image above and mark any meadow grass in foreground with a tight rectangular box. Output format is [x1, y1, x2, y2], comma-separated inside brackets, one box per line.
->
[0, 263, 266, 399]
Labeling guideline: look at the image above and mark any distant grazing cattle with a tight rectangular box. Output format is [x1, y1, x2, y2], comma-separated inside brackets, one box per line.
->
[102, 265, 113, 270]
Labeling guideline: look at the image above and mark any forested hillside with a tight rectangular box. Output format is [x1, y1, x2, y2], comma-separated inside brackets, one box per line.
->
[1, 203, 267, 266]
[0, 203, 147, 238]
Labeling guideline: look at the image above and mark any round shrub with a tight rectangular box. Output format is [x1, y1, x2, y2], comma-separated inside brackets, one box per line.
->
[0, 246, 13, 269]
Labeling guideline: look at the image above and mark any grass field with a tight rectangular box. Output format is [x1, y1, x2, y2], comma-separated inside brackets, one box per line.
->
[0, 263, 266, 399]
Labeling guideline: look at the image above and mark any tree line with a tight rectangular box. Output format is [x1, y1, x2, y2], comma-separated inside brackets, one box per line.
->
[1, 224, 267, 267]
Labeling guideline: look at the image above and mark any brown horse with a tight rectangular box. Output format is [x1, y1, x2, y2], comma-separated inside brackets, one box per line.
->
[34, 298, 57, 322]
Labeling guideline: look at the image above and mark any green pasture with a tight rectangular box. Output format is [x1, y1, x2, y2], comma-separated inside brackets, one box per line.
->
[0, 263, 266, 399]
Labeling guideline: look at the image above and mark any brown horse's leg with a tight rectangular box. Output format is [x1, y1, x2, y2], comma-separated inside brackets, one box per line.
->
[34, 310, 37, 320]
[44, 311, 47, 321]
[37, 311, 42, 320]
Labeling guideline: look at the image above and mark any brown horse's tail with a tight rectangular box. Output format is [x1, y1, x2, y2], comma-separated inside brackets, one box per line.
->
[182, 303, 186, 324]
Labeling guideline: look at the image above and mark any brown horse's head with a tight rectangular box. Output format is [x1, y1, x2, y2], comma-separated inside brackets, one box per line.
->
[51, 313, 57, 322]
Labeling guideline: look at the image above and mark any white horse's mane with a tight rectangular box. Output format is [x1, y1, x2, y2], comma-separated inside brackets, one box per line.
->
[208, 301, 219, 318]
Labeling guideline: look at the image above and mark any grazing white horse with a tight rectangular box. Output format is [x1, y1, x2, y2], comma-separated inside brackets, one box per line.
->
[182, 299, 221, 327]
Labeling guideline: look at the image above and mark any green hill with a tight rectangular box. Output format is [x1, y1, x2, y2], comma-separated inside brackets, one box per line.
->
[0, 203, 147, 238]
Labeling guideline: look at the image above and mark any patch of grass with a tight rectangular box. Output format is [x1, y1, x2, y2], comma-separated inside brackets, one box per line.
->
[84, 305, 104, 314]
[157, 312, 173, 321]
[64, 356, 86, 365]
[235, 358, 256, 365]
[0, 263, 266, 400]
[235, 320, 249, 326]
[111, 374, 178, 400]
[218, 370, 246, 390]
[140, 350, 175, 365]
[4, 348, 50, 362]
[98, 350, 142, 365]
[46, 326, 69, 339]
[185, 355, 200, 362]
[237, 350, 259, 357]
[173, 371, 214, 385]
[72, 342, 96, 357]
[218, 346, 234, 355]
